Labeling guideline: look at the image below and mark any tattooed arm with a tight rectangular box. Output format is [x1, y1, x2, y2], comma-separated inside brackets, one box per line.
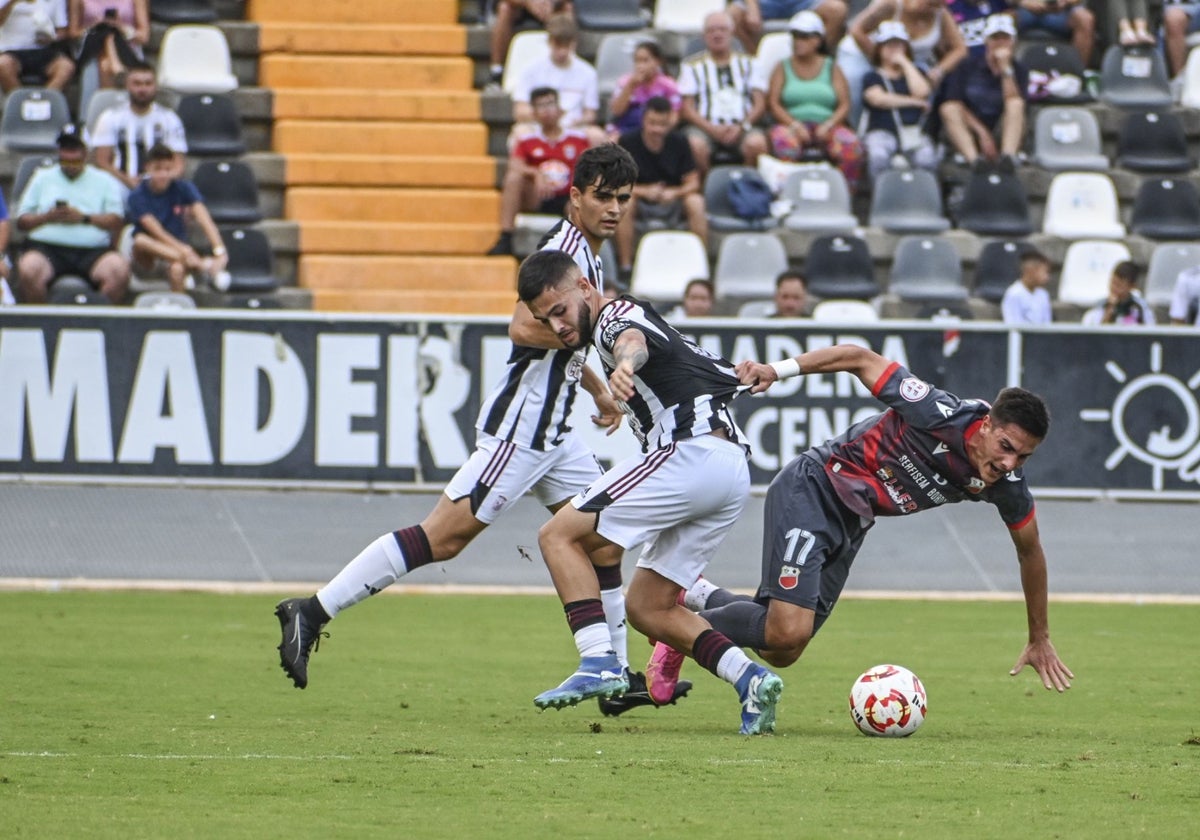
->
[607, 328, 648, 401]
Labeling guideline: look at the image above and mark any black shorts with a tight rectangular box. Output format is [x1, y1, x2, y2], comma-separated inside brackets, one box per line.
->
[25, 242, 113, 282]
[4, 42, 72, 78]
[755, 455, 871, 635]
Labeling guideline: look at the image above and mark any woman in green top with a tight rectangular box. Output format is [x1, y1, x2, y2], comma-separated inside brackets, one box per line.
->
[766, 10, 863, 192]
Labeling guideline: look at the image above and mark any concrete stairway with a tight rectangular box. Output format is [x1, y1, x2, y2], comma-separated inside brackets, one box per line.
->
[248, 0, 516, 315]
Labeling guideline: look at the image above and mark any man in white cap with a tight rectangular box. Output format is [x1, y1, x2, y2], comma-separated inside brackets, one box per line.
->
[938, 13, 1028, 169]
[729, 0, 847, 53]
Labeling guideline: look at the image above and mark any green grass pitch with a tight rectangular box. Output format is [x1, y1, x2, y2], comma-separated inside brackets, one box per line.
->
[3, 591, 1197, 839]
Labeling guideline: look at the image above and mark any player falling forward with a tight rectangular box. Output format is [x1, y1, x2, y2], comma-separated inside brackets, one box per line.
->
[518, 249, 784, 735]
[275, 145, 692, 716]
[645, 344, 1074, 709]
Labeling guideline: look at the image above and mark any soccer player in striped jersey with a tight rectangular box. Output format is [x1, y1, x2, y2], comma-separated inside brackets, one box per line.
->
[518, 249, 786, 735]
[646, 344, 1074, 709]
[275, 146, 691, 714]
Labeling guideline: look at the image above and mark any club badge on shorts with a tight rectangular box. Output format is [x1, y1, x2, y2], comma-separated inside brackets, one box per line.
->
[779, 564, 801, 590]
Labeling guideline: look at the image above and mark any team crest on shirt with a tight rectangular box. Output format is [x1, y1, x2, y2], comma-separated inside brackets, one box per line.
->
[966, 478, 986, 493]
[899, 377, 930, 402]
[778, 565, 801, 590]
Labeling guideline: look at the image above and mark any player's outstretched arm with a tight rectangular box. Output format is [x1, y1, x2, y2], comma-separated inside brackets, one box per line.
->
[580, 364, 624, 436]
[735, 344, 892, 394]
[608, 328, 648, 401]
[1008, 516, 1074, 692]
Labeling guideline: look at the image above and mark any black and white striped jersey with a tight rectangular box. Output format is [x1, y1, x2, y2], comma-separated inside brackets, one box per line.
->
[476, 219, 603, 451]
[677, 52, 757, 125]
[592, 295, 747, 453]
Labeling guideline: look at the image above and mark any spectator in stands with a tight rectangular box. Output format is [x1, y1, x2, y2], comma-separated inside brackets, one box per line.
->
[683, 278, 716, 317]
[69, 0, 148, 90]
[730, 0, 849, 52]
[1110, 0, 1155, 47]
[938, 14, 1027, 168]
[678, 10, 769, 177]
[488, 86, 591, 256]
[947, 0, 1014, 57]
[0, 188, 12, 305]
[839, 0, 968, 126]
[606, 39, 680, 139]
[770, 270, 810, 317]
[1163, 1, 1200, 78]
[89, 60, 187, 193]
[860, 21, 939, 179]
[1000, 248, 1053, 324]
[486, 0, 572, 88]
[15, 125, 128, 303]
[766, 11, 863, 192]
[1012, 0, 1094, 67]
[616, 96, 707, 278]
[128, 143, 228, 293]
[1169, 264, 1200, 325]
[1082, 261, 1155, 325]
[0, 0, 74, 93]
[510, 13, 603, 146]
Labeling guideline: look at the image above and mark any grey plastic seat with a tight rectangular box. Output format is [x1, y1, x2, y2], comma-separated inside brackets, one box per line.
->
[82, 88, 128, 134]
[150, 0, 218, 23]
[781, 167, 858, 233]
[11, 153, 56, 204]
[713, 232, 788, 298]
[804, 233, 879, 300]
[575, 0, 645, 31]
[888, 236, 968, 301]
[1144, 242, 1200, 307]
[193, 160, 262, 224]
[705, 165, 778, 232]
[1129, 177, 1200, 240]
[868, 169, 950, 234]
[1098, 44, 1172, 109]
[1116, 111, 1192, 173]
[222, 227, 279, 292]
[177, 93, 245, 156]
[0, 88, 72, 152]
[1031, 107, 1108, 171]
[594, 31, 652, 97]
[973, 240, 1037, 303]
[956, 169, 1034, 237]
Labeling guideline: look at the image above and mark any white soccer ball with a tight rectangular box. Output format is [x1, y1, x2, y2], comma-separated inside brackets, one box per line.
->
[848, 664, 928, 737]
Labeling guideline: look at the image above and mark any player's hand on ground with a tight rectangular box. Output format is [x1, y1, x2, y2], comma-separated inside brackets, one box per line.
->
[734, 360, 778, 394]
[1010, 638, 1073, 692]
[591, 391, 625, 436]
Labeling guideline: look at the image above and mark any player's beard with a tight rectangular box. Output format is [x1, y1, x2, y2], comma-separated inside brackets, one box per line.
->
[566, 298, 593, 350]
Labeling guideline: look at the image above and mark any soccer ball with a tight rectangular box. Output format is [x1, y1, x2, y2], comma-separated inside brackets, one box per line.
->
[848, 664, 927, 737]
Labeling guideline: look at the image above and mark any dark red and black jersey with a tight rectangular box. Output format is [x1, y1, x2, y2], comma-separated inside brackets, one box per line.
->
[806, 362, 1035, 529]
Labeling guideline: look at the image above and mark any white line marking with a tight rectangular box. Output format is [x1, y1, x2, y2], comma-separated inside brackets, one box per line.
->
[3, 751, 355, 760]
[938, 514, 998, 591]
[217, 493, 271, 582]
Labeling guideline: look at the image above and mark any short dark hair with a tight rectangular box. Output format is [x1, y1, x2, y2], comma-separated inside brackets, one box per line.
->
[1020, 249, 1050, 267]
[990, 387, 1050, 440]
[125, 59, 155, 76]
[529, 86, 558, 105]
[643, 96, 673, 116]
[775, 270, 806, 289]
[684, 278, 714, 297]
[146, 142, 176, 163]
[517, 249, 581, 304]
[546, 12, 578, 44]
[572, 143, 638, 192]
[635, 40, 664, 65]
[1112, 260, 1140, 285]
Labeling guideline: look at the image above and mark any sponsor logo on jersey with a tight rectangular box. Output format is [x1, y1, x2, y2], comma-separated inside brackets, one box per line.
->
[933, 441, 949, 455]
[601, 318, 632, 347]
[779, 564, 800, 590]
[899, 377, 930, 402]
[566, 354, 585, 381]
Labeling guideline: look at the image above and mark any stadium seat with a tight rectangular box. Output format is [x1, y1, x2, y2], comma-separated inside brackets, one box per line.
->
[177, 93, 246, 156]
[803, 233, 879, 300]
[713, 232, 788, 298]
[502, 31, 549, 95]
[810, 299, 879, 323]
[574, 0, 645, 31]
[1115, 111, 1192, 173]
[630, 230, 709, 301]
[594, 32, 652, 97]
[955, 168, 1034, 237]
[736, 299, 774, 318]
[888, 236, 968, 301]
[1041, 172, 1125, 239]
[780, 167, 858, 233]
[1144, 242, 1200, 307]
[192, 160, 263, 224]
[222, 227, 279, 292]
[752, 32, 792, 92]
[1018, 43, 1092, 104]
[973, 239, 1037, 303]
[150, 0, 218, 23]
[1097, 44, 1171, 109]
[0, 88, 72, 152]
[134, 291, 198, 310]
[868, 169, 950, 234]
[10, 153, 56, 204]
[653, 0, 725, 33]
[1057, 239, 1131, 306]
[47, 275, 109, 305]
[1180, 46, 1200, 108]
[706, 165, 778, 232]
[1129, 177, 1200, 240]
[1030, 107, 1108, 171]
[82, 88, 127, 134]
[157, 25, 238, 94]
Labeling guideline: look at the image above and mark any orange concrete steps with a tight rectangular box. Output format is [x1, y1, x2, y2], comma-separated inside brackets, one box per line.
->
[286, 155, 495, 189]
[273, 121, 487, 156]
[310, 289, 518, 315]
[286, 188, 499, 223]
[260, 55, 472, 91]
[271, 89, 480, 122]
[301, 255, 517, 291]
[248, 0, 456, 25]
[298, 221, 498, 255]
[258, 23, 465, 56]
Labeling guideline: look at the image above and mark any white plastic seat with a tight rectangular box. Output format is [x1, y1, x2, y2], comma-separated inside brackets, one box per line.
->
[1180, 47, 1200, 109]
[780, 167, 859, 233]
[630, 231, 710, 301]
[713, 232, 788, 298]
[157, 25, 238, 93]
[652, 0, 725, 33]
[502, 31, 550, 95]
[811, 299, 880, 323]
[594, 31, 651, 97]
[737, 299, 775, 318]
[752, 31, 791, 92]
[1057, 239, 1131, 306]
[134, 291, 197, 310]
[1030, 107, 1108, 171]
[1041, 172, 1125, 239]
[1144, 242, 1200, 307]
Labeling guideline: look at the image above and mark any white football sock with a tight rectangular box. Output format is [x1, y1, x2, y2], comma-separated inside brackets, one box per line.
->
[684, 577, 720, 612]
[316, 533, 407, 618]
[574, 623, 614, 660]
[600, 586, 628, 668]
[715, 648, 754, 686]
